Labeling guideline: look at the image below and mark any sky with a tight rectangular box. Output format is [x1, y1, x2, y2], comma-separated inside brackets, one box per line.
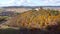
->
[0, 0, 60, 7]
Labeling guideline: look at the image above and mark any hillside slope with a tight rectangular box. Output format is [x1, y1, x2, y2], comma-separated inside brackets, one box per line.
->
[1, 9, 60, 30]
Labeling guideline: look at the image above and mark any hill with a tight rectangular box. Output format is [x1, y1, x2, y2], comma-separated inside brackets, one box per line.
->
[1, 8, 60, 31]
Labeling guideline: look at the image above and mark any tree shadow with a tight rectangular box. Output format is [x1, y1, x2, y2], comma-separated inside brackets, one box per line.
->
[20, 25, 60, 34]
[0, 25, 60, 34]
[20, 28, 48, 34]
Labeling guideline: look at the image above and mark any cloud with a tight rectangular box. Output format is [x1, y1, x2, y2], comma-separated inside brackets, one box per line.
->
[0, 0, 14, 4]
[21, 0, 60, 6]
[0, 0, 60, 6]
[0, 0, 15, 7]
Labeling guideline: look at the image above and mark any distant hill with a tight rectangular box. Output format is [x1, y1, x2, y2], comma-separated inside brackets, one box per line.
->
[2, 6, 60, 10]
[2, 6, 60, 8]
[2, 6, 40, 8]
